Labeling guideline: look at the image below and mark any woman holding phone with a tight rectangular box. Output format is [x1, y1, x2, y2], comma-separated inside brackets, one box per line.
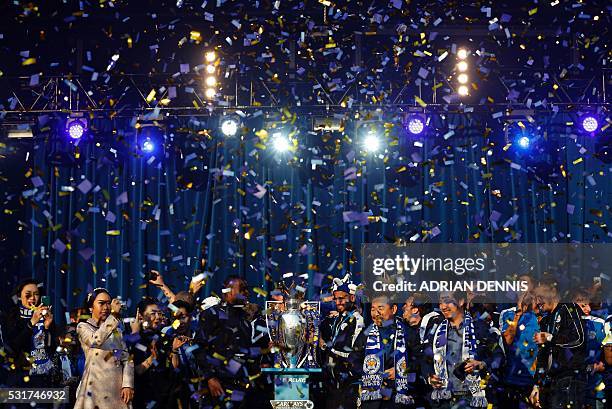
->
[74, 288, 134, 409]
[4, 279, 57, 386]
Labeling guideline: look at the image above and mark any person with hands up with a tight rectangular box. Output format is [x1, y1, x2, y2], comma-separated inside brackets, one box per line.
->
[147, 270, 176, 303]
[4, 279, 57, 387]
[74, 288, 134, 409]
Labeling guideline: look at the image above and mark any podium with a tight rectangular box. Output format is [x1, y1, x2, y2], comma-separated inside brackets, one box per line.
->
[261, 367, 322, 409]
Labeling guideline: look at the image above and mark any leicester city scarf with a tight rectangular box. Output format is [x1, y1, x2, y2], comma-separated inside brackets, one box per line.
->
[360, 319, 413, 405]
[20, 305, 54, 376]
[432, 312, 487, 407]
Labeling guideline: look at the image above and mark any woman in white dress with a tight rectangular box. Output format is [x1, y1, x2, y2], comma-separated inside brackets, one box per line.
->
[74, 288, 134, 409]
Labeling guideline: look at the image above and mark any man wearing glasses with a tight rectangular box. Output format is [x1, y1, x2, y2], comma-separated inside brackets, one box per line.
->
[319, 275, 364, 409]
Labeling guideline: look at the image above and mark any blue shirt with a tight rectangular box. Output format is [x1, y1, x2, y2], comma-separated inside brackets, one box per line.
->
[446, 322, 467, 393]
[499, 308, 539, 386]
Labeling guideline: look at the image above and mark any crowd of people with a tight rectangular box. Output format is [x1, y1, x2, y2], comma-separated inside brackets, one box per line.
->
[0, 272, 610, 409]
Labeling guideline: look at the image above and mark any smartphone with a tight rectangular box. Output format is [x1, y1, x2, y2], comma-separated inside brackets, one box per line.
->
[41, 296, 51, 306]
[452, 360, 468, 381]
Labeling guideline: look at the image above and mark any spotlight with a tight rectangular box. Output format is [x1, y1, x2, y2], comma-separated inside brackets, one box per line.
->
[363, 132, 380, 152]
[141, 137, 155, 153]
[206, 64, 216, 74]
[517, 136, 531, 149]
[457, 48, 468, 59]
[581, 116, 599, 133]
[457, 73, 469, 84]
[220, 117, 239, 137]
[205, 88, 216, 99]
[458, 85, 469, 96]
[272, 132, 290, 153]
[205, 51, 216, 62]
[205, 76, 217, 87]
[136, 121, 165, 159]
[456, 61, 468, 72]
[407, 117, 425, 135]
[66, 119, 86, 139]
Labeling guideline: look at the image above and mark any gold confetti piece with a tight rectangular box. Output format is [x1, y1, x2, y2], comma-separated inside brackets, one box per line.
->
[190, 31, 202, 42]
[22, 58, 36, 66]
[528, 8, 538, 15]
[212, 352, 227, 361]
[414, 95, 427, 108]
[146, 89, 156, 103]
[106, 230, 121, 236]
[172, 319, 181, 329]
[253, 287, 268, 297]
[572, 157, 583, 165]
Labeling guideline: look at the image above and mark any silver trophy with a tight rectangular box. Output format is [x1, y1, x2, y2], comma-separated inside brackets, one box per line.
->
[265, 297, 320, 368]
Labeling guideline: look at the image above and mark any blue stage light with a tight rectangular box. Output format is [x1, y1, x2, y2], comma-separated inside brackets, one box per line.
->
[66, 120, 86, 139]
[407, 117, 425, 135]
[517, 136, 531, 149]
[141, 137, 155, 153]
[581, 116, 599, 133]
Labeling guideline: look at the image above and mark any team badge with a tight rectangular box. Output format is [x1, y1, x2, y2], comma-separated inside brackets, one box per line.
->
[363, 354, 381, 374]
[396, 356, 407, 375]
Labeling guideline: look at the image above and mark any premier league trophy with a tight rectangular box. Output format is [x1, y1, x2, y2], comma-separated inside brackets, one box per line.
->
[263, 284, 321, 409]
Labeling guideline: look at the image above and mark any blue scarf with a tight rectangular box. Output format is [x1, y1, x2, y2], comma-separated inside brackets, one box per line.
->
[360, 319, 413, 405]
[432, 312, 487, 407]
[19, 305, 54, 376]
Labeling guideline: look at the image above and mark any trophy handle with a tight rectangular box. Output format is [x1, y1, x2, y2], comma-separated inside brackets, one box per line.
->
[300, 301, 320, 315]
[265, 300, 283, 343]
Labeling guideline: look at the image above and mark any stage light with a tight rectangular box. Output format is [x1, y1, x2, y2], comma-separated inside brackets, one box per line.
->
[205, 76, 217, 87]
[220, 117, 239, 137]
[457, 48, 468, 60]
[141, 137, 155, 153]
[407, 117, 425, 135]
[582, 116, 599, 133]
[363, 132, 380, 152]
[205, 51, 216, 62]
[457, 61, 468, 72]
[517, 136, 531, 149]
[458, 85, 469, 96]
[205, 88, 216, 99]
[272, 132, 290, 153]
[66, 120, 86, 139]
[457, 73, 469, 84]
[6, 124, 33, 138]
[206, 64, 215, 74]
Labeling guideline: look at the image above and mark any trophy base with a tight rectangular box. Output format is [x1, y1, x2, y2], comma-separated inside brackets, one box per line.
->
[262, 368, 322, 409]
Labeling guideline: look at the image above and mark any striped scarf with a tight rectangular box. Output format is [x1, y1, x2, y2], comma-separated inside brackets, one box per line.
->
[360, 319, 413, 405]
[432, 312, 487, 407]
[19, 305, 54, 376]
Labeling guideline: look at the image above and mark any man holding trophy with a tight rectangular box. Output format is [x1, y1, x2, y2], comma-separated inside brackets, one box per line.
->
[319, 275, 365, 409]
